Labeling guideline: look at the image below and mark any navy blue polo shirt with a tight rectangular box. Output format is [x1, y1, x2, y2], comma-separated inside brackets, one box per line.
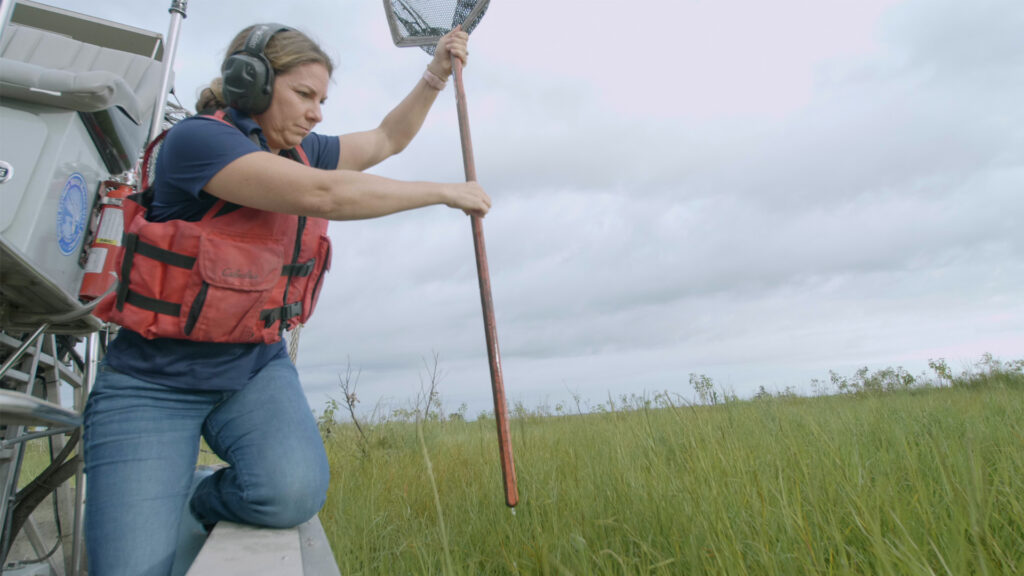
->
[104, 109, 340, 391]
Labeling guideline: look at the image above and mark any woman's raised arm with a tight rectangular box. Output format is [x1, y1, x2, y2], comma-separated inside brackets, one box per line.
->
[337, 27, 469, 172]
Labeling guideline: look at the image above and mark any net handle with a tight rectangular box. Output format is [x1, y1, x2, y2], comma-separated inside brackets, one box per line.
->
[452, 55, 519, 508]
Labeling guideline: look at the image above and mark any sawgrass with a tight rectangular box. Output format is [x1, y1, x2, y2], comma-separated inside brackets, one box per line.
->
[319, 372, 1024, 575]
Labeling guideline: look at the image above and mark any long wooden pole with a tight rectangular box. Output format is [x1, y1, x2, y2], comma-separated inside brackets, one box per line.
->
[451, 55, 518, 507]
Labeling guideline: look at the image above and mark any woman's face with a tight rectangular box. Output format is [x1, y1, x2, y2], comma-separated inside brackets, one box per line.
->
[255, 62, 330, 152]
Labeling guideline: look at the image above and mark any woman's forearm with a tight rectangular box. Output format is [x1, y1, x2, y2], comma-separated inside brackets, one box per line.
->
[375, 79, 444, 157]
[207, 152, 488, 219]
[317, 169, 451, 220]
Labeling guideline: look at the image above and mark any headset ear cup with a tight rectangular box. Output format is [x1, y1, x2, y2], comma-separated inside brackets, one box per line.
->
[220, 24, 287, 115]
[222, 52, 274, 114]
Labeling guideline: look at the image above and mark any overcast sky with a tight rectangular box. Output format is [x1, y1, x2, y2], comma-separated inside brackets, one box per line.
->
[40, 0, 1024, 416]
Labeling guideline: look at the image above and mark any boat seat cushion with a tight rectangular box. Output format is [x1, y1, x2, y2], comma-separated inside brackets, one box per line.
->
[0, 23, 163, 124]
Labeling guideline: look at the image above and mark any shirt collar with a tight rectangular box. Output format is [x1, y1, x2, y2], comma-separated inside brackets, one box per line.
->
[226, 108, 269, 149]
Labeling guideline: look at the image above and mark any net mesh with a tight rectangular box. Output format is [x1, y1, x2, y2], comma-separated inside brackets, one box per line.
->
[140, 135, 163, 191]
[384, 0, 489, 54]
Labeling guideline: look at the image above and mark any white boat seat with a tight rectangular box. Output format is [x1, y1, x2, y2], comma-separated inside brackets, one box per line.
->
[0, 23, 165, 173]
[0, 23, 161, 123]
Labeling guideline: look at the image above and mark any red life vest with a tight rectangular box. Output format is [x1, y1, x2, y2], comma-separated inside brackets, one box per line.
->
[94, 113, 331, 344]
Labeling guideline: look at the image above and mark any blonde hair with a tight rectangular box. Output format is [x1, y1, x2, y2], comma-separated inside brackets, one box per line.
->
[196, 25, 334, 113]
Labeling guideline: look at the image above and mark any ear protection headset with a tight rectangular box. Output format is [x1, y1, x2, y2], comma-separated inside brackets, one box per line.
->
[221, 23, 290, 115]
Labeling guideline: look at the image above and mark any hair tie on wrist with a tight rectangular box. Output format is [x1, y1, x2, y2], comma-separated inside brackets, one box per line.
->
[423, 68, 447, 91]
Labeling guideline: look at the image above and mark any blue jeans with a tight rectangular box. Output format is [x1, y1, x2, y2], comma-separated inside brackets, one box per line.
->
[83, 355, 329, 576]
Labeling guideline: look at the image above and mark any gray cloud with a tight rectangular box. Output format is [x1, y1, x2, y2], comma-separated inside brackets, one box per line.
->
[39, 0, 1024, 415]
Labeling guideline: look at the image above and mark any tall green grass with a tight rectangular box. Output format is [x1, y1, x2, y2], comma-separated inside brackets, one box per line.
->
[319, 368, 1024, 575]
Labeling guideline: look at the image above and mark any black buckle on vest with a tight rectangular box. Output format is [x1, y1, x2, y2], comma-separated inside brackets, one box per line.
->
[260, 301, 303, 328]
[282, 258, 315, 278]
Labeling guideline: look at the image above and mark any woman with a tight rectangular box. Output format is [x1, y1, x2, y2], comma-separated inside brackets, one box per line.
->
[83, 23, 487, 575]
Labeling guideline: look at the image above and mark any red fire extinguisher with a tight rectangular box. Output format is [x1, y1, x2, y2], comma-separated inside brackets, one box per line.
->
[79, 181, 134, 301]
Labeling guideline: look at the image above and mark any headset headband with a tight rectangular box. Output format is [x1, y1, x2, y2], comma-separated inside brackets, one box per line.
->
[241, 23, 289, 61]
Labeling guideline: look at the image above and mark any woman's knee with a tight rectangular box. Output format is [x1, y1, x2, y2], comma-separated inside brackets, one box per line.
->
[243, 453, 329, 528]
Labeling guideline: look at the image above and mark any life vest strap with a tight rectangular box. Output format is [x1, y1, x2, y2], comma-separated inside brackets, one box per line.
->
[184, 283, 209, 336]
[131, 237, 197, 269]
[124, 290, 182, 317]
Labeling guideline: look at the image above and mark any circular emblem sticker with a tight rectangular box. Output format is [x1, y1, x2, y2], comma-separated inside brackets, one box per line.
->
[0, 161, 12, 184]
[57, 172, 88, 255]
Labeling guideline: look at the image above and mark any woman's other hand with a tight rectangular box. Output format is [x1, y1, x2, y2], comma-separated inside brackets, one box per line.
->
[428, 26, 469, 79]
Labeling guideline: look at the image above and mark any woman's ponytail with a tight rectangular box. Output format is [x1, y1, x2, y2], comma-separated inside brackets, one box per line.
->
[195, 78, 226, 114]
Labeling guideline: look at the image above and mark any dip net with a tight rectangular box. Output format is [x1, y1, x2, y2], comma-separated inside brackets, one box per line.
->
[383, 0, 489, 54]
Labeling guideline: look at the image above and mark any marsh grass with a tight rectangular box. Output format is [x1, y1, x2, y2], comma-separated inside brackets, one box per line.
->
[13, 357, 1021, 573]
[320, 369, 1024, 575]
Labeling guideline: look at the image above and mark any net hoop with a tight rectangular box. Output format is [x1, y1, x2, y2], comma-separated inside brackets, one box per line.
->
[383, 0, 489, 54]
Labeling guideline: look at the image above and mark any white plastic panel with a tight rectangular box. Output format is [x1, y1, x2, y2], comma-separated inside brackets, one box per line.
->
[0, 106, 48, 232]
[0, 99, 104, 313]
